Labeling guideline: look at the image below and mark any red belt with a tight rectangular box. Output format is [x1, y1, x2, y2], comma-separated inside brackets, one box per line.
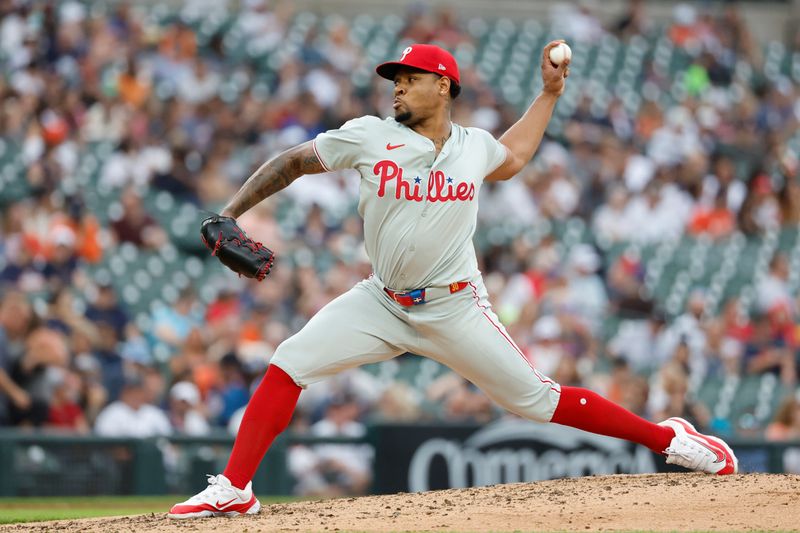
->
[384, 281, 469, 307]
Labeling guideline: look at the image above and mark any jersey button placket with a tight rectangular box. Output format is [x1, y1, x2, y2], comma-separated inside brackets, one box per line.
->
[399, 139, 433, 282]
[420, 147, 435, 219]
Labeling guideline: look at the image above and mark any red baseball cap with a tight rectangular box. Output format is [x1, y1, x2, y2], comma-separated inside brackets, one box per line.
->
[376, 44, 460, 86]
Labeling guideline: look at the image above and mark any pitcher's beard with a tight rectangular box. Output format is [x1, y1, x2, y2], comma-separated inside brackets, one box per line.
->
[395, 110, 413, 124]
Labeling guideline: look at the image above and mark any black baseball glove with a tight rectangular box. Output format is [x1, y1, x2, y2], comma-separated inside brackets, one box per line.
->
[200, 214, 275, 281]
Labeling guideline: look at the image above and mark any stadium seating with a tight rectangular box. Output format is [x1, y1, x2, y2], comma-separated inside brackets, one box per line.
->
[2, 6, 797, 433]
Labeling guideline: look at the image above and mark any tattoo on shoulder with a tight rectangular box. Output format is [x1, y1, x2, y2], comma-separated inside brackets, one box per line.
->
[260, 144, 324, 195]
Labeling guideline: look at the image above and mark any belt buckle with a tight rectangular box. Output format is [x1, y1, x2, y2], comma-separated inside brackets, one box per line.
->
[407, 288, 425, 305]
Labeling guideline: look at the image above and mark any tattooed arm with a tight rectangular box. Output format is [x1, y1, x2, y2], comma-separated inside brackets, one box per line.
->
[220, 141, 325, 218]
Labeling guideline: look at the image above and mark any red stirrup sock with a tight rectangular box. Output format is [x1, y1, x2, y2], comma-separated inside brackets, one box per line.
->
[550, 386, 674, 454]
[223, 364, 302, 490]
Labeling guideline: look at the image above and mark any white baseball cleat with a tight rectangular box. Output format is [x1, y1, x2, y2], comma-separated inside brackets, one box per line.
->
[658, 417, 738, 475]
[168, 474, 261, 519]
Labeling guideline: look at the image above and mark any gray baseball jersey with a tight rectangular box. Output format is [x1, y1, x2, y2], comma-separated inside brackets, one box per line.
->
[270, 116, 562, 423]
[312, 116, 507, 291]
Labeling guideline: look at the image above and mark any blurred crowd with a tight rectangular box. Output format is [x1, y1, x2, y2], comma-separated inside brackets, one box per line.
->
[2, 0, 800, 494]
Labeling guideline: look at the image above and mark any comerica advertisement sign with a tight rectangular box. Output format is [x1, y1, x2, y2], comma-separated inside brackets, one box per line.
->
[371, 419, 663, 494]
[407, 419, 657, 492]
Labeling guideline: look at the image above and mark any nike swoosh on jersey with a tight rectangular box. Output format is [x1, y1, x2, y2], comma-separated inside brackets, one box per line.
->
[386, 143, 405, 150]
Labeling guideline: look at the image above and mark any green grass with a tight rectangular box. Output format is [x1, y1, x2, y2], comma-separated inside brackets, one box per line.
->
[0, 495, 297, 524]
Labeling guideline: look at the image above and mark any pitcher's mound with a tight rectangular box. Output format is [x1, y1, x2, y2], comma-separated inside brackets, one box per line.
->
[6, 473, 800, 532]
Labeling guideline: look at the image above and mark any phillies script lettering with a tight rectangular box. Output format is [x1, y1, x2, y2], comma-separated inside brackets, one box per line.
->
[374, 160, 475, 202]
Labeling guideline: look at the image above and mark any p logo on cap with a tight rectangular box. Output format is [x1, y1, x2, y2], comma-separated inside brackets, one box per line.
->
[375, 43, 460, 86]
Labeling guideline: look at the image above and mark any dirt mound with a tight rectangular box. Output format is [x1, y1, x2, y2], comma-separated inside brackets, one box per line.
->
[4, 473, 799, 532]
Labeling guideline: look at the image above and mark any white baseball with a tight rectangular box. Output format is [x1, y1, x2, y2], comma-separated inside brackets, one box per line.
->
[548, 42, 572, 66]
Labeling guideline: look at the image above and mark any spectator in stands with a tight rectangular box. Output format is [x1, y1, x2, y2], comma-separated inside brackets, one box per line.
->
[44, 287, 96, 339]
[563, 244, 608, 336]
[777, 173, 800, 225]
[152, 144, 201, 202]
[90, 320, 124, 403]
[0, 291, 34, 366]
[100, 138, 148, 190]
[46, 368, 90, 433]
[288, 391, 372, 497]
[744, 313, 797, 386]
[169, 327, 216, 392]
[1, 0, 799, 442]
[400, 4, 435, 44]
[82, 95, 129, 143]
[613, 0, 651, 40]
[5, 327, 70, 426]
[592, 185, 631, 245]
[664, 290, 710, 376]
[210, 353, 251, 427]
[73, 346, 108, 427]
[668, 3, 715, 51]
[321, 18, 363, 74]
[703, 321, 744, 379]
[426, 372, 495, 423]
[152, 287, 202, 357]
[94, 373, 172, 437]
[624, 180, 686, 243]
[177, 57, 221, 104]
[765, 390, 800, 441]
[0, 290, 36, 425]
[536, 143, 580, 220]
[117, 56, 151, 110]
[168, 381, 210, 436]
[739, 173, 781, 235]
[606, 246, 650, 315]
[648, 343, 712, 429]
[40, 225, 80, 290]
[757, 253, 794, 324]
[602, 359, 650, 416]
[373, 382, 422, 422]
[109, 186, 168, 249]
[233, 0, 289, 53]
[550, 1, 605, 44]
[701, 154, 746, 214]
[524, 315, 566, 378]
[608, 309, 671, 374]
[85, 281, 129, 340]
[716, 296, 753, 343]
[688, 189, 735, 239]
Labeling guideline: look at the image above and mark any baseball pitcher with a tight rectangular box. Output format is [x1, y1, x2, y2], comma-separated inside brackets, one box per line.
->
[169, 41, 737, 519]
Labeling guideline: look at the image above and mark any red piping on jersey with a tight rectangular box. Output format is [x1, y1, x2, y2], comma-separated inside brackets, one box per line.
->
[312, 139, 332, 172]
[468, 282, 560, 393]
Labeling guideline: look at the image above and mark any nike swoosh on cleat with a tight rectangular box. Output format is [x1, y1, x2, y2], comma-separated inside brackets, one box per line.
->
[687, 435, 725, 463]
[386, 143, 405, 150]
[215, 498, 237, 509]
